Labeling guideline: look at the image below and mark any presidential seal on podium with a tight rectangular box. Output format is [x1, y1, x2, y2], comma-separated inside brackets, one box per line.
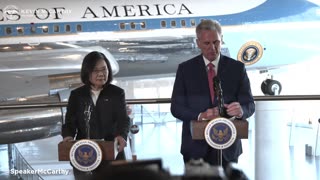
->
[204, 117, 237, 150]
[69, 139, 103, 172]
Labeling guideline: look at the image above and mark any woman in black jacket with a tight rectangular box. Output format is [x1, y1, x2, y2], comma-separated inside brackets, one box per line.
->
[61, 51, 130, 180]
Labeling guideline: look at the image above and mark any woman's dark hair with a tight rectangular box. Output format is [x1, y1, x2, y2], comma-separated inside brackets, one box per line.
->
[80, 51, 113, 86]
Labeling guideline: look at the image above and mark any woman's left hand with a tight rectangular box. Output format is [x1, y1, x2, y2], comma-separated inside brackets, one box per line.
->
[115, 136, 127, 152]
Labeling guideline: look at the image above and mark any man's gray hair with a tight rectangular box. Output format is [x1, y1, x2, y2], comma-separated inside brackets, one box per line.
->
[196, 20, 222, 38]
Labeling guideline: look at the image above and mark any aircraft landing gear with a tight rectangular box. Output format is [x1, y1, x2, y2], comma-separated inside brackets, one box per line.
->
[261, 79, 282, 95]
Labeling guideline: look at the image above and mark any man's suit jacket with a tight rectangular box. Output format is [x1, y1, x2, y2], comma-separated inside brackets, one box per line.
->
[171, 54, 255, 161]
[62, 84, 130, 141]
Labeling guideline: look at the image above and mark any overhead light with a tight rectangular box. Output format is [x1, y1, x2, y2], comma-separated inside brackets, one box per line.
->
[17, 97, 27, 102]
[62, 54, 82, 60]
[23, 46, 33, 50]
[28, 42, 40, 46]
[43, 46, 53, 50]
[55, 42, 81, 48]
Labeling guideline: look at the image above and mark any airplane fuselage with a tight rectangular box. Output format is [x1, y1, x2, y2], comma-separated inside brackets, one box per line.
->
[1, 0, 319, 72]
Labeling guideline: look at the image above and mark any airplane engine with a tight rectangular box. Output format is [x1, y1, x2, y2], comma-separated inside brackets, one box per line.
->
[0, 95, 63, 144]
[0, 44, 119, 77]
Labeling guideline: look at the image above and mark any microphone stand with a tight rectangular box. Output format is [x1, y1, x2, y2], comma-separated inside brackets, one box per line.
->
[84, 103, 93, 175]
[214, 77, 231, 119]
[213, 77, 231, 166]
[84, 103, 92, 139]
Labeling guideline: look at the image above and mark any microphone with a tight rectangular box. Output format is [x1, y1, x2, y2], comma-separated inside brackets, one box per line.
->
[213, 77, 231, 118]
[84, 102, 92, 139]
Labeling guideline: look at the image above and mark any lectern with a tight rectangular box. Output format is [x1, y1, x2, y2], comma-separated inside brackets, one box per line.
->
[191, 119, 249, 140]
[58, 140, 116, 161]
[191, 118, 248, 166]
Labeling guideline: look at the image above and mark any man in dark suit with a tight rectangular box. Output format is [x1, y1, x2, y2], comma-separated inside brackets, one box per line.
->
[170, 20, 255, 168]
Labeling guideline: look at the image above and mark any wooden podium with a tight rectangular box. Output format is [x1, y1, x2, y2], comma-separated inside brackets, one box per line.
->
[58, 140, 116, 161]
[191, 119, 249, 140]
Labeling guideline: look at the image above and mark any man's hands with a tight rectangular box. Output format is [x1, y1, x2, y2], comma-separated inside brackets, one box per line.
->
[225, 102, 243, 118]
[198, 102, 243, 120]
[198, 107, 219, 120]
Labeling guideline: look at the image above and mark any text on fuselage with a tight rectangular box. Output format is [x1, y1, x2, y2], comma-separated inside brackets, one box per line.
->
[0, 4, 193, 21]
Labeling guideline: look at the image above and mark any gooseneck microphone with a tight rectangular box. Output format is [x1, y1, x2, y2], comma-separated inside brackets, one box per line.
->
[84, 103, 92, 139]
[213, 77, 231, 118]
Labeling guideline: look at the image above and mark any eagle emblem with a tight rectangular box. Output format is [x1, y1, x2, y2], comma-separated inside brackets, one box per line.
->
[237, 41, 263, 65]
[69, 139, 102, 172]
[244, 47, 257, 61]
[204, 118, 237, 150]
[76, 148, 96, 165]
[211, 125, 231, 142]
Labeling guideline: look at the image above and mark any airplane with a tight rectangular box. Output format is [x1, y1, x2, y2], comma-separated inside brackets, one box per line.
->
[0, 0, 319, 143]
